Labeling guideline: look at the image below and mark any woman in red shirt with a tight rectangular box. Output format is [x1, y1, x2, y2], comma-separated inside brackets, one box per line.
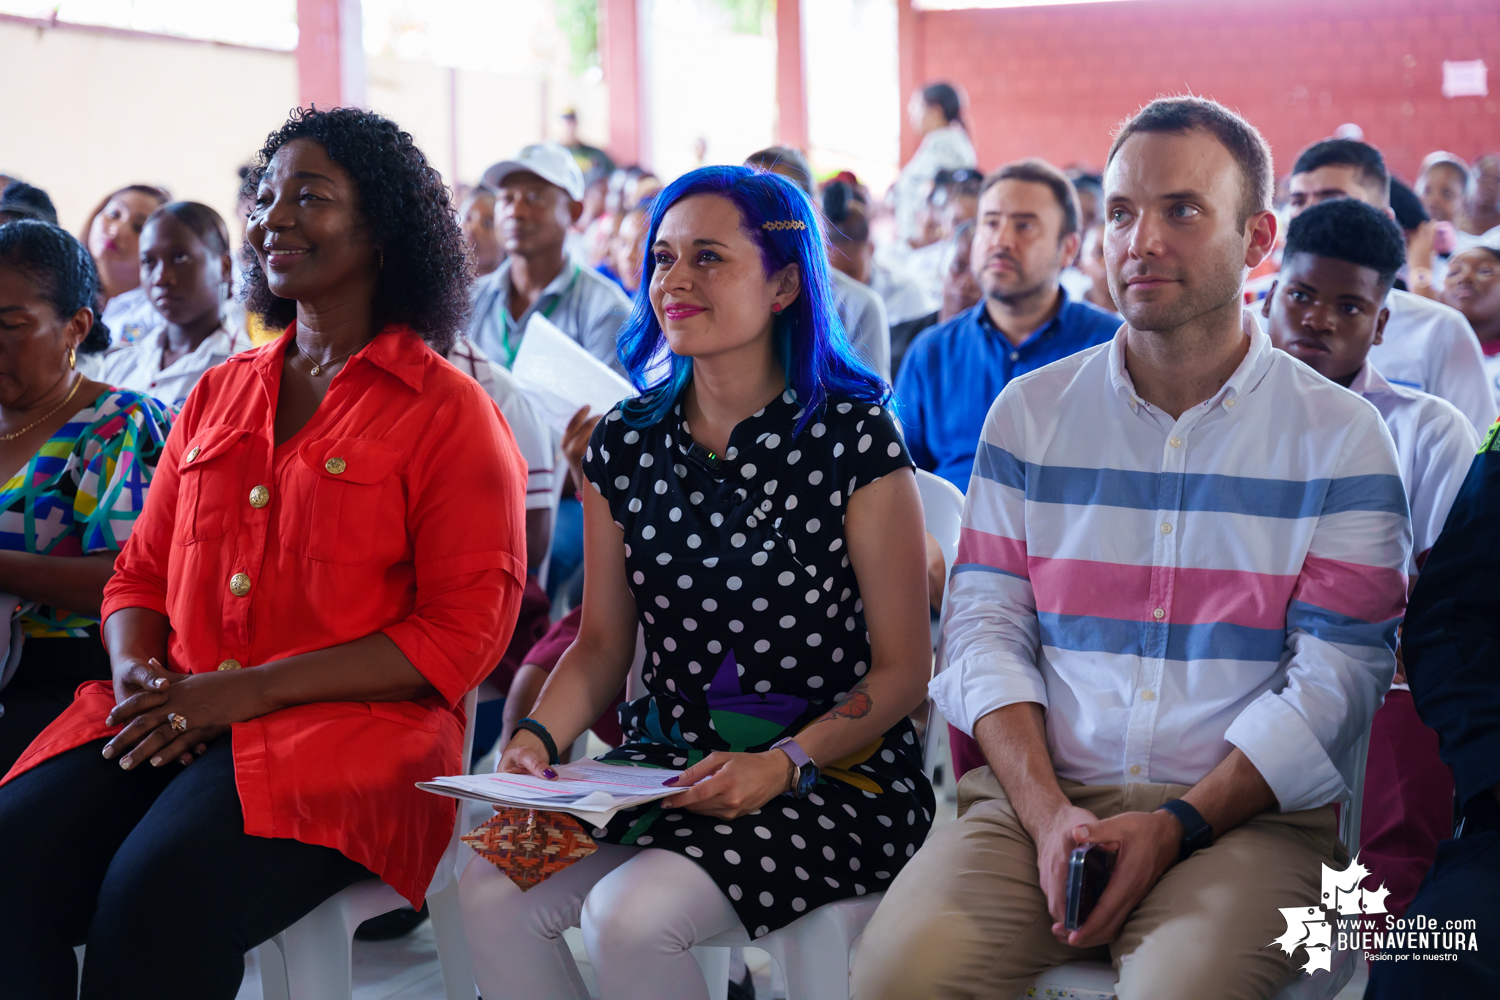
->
[0, 108, 527, 1000]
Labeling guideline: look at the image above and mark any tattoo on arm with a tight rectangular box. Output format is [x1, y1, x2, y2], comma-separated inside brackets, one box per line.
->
[813, 680, 873, 724]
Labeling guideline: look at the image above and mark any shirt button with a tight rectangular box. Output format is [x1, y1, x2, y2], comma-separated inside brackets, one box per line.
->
[1141, 690, 1155, 702]
[186, 446, 201, 463]
[1009, 351, 1020, 361]
[248, 485, 270, 508]
[325, 457, 347, 475]
[229, 572, 252, 597]
[1160, 523, 1173, 534]
[1153, 607, 1165, 620]
[217, 658, 242, 671]
[1169, 437, 1182, 448]
[1224, 398, 1236, 408]
[1129, 764, 1142, 776]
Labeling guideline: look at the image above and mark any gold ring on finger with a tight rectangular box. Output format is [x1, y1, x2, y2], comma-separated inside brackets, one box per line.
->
[168, 712, 188, 732]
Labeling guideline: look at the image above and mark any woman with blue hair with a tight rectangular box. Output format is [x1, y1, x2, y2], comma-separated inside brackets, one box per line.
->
[460, 165, 935, 998]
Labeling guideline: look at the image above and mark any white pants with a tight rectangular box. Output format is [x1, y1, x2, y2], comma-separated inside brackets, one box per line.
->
[459, 842, 747, 1000]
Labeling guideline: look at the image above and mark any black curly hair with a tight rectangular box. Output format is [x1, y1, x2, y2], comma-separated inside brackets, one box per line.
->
[1284, 199, 1407, 293]
[0, 219, 112, 353]
[240, 107, 470, 352]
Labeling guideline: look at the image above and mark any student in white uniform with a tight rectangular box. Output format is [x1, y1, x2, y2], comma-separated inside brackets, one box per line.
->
[81, 184, 171, 349]
[98, 202, 251, 409]
[1442, 244, 1500, 411]
[1263, 199, 1477, 917]
[1287, 138, 1495, 434]
[443, 335, 556, 570]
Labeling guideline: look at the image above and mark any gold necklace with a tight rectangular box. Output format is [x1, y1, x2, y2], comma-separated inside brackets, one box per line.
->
[0, 374, 84, 442]
[296, 340, 359, 376]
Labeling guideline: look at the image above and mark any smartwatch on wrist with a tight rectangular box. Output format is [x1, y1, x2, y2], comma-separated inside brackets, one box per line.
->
[771, 737, 820, 799]
[1156, 798, 1213, 862]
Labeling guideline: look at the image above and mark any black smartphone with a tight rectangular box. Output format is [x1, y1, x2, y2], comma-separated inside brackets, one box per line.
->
[1065, 844, 1115, 931]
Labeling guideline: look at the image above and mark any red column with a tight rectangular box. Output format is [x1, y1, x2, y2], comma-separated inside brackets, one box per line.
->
[897, 0, 923, 167]
[600, 0, 644, 168]
[775, 0, 809, 151]
[296, 0, 365, 110]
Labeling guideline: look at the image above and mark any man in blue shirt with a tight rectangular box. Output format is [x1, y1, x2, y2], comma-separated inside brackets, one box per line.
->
[895, 159, 1120, 492]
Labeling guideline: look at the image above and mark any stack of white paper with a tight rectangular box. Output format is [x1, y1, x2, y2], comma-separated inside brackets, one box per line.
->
[510, 314, 637, 436]
[417, 760, 687, 827]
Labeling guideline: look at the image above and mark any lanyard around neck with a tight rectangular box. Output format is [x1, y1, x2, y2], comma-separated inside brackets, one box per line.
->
[499, 262, 580, 366]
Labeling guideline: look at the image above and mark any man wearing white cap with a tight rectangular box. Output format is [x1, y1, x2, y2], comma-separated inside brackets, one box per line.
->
[469, 142, 631, 371]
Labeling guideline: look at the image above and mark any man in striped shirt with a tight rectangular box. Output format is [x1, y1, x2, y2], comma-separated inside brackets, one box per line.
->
[855, 97, 1411, 999]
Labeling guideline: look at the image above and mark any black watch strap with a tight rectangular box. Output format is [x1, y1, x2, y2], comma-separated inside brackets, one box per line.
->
[1157, 798, 1214, 862]
[514, 717, 560, 765]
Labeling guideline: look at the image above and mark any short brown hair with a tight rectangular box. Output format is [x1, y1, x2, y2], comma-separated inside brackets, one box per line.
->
[980, 159, 1081, 238]
[1107, 96, 1273, 229]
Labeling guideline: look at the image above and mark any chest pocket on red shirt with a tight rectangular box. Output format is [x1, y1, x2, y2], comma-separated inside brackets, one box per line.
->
[174, 425, 251, 545]
[297, 438, 407, 564]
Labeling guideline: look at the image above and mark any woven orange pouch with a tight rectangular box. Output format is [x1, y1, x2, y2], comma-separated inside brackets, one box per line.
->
[462, 808, 599, 891]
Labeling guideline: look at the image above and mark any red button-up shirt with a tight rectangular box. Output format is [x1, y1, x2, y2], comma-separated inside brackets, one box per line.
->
[4, 324, 527, 906]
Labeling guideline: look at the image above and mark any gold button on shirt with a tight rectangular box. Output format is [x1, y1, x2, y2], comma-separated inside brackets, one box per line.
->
[186, 446, 201, 462]
[325, 457, 347, 475]
[229, 573, 252, 597]
[217, 659, 242, 671]
[249, 485, 270, 508]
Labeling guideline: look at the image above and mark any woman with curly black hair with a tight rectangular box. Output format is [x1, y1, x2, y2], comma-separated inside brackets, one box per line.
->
[0, 108, 529, 999]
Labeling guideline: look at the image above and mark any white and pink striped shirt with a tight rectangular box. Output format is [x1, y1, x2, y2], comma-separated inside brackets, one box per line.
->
[931, 311, 1412, 813]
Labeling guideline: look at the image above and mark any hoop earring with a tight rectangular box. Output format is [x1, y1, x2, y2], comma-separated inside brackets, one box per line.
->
[69, 346, 77, 370]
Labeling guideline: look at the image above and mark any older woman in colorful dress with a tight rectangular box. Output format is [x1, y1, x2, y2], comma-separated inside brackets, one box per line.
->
[0, 108, 528, 1000]
[458, 165, 936, 1000]
[0, 221, 172, 772]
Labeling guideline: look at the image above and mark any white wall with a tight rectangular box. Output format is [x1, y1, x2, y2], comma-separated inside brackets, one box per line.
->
[0, 19, 298, 233]
[0, 17, 609, 240]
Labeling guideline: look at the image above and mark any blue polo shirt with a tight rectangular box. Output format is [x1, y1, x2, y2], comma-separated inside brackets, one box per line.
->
[893, 290, 1120, 492]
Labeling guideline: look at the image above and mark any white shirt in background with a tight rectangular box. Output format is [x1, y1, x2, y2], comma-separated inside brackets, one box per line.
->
[869, 260, 937, 327]
[1483, 345, 1500, 411]
[1349, 363, 1478, 570]
[1369, 288, 1496, 434]
[447, 336, 556, 511]
[894, 123, 977, 243]
[100, 287, 163, 349]
[99, 328, 254, 409]
[830, 268, 892, 382]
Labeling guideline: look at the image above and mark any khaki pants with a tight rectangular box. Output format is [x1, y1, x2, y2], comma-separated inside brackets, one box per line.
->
[851, 768, 1344, 1000]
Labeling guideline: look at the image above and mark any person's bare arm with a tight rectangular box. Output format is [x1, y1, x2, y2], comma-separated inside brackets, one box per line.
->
[973, 703, 1101, 935]
[0, 551, 116, 616]
[525, 508, 552, 571]
[502, 481, 638, 775]
[664, 467, 932, 817]
[500, 661, 551, 755]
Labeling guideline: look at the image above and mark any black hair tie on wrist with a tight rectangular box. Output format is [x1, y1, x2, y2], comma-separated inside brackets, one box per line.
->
[515, 717, 560, 765]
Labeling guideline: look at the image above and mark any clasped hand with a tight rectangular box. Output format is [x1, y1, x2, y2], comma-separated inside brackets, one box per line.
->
[500, 735, 794, 821]
[1035, 803, 1183, 948]
[102, 657, 254, 770]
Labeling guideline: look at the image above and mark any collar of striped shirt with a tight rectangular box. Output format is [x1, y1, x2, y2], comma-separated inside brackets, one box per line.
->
[932, 309, 1413, 813]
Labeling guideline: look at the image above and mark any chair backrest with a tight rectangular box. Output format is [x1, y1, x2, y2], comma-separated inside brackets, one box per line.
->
[1339, 726, 1372, 855]
[915, 469, 964, 589]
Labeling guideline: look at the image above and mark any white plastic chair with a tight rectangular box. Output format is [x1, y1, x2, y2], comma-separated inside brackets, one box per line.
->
[256, 689, 481, 1000]
[1026, 727, 1375, 1000]
[915, 469, 964, 778]
[684, 471, 967, 1000]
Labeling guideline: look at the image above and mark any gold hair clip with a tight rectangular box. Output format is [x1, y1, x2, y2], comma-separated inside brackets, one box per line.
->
[761, 220, 807, 231]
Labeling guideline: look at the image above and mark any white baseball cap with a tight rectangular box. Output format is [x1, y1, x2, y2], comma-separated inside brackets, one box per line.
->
[482, 142, 586, 202]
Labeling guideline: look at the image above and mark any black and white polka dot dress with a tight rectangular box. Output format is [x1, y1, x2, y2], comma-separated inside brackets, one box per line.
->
[580, 386, 935, 937]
